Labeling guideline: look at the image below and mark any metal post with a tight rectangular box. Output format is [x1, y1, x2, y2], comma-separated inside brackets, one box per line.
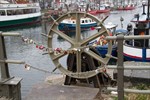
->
[147, 0, 150, 20]
[117, 35, 124, 100]
[0, 32, 10, 80]
[142, 4, 146, 15]
[0, 32, 22, 100]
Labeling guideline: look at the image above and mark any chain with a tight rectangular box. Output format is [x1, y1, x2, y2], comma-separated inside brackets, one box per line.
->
[21, 35, 98, 55]
[21, 35, 105, 75]
[24, 64, 63, 75]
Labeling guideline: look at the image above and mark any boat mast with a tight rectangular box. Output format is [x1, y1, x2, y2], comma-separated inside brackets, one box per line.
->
[128, 0, 129, 5]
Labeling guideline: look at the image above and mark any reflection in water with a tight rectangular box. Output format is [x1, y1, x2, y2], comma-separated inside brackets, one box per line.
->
[57, 29, 97, 42]
[0, 23, 42, 32]
[57, 31, 76, 41]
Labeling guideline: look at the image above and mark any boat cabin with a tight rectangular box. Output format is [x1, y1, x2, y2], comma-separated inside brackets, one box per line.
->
[0, 8, 40, 16]
[125, 9, 150, 48]
[0, 3, 41, 16]
[64, 18, 95, 24]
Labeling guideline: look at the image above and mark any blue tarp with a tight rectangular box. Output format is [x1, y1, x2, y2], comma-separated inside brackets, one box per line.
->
[115, 29, 128, 35]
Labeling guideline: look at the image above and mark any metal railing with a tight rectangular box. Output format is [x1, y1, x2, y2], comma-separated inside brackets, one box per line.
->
[0, 31, 23, 100]
[106, 35, 150, 100]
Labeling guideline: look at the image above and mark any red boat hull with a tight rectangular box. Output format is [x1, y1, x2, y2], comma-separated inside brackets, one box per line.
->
[96, 9, 110, 13]
[88, 9, 110, 15]
[117, 6, 135, 10]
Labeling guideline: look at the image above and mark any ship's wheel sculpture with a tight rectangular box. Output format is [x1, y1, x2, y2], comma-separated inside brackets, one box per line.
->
[47, 7, 113, 81]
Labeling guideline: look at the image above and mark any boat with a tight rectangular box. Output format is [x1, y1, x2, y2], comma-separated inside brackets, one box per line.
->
[123, 1, 150, 62]
[116, 0, 136, 11]
[88, 4, 110, 14]
[96, 4, 111, 14]
[89, 22, 118, 58]
[88, 10, 97, 15]
[0, 0, 41, 28]
[58, 17, 97, 31]
[117, 4, 136, 10]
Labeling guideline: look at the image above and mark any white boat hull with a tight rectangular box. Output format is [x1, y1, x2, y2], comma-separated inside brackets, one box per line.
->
[123, 44, 150, 62]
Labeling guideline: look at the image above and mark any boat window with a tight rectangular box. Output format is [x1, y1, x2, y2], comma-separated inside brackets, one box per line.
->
[5, 8, 38, 16]
[23, 9, 29, 14]
[0, 10, 6, 16]
[72, 21, 75, 23]
[82, 20, 84, 23]
[32, 9, 36, 13]
[15, 10, 23, 15]
[7, 10, 13, 15]
[85, 20, 88, 23]
[35, 8, 40, 12]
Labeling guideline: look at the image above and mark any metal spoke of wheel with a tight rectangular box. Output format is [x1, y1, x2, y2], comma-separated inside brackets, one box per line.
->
[75, 13, 82, 73]
[84, 50, 107, 65]
[81, 29, 107, 46]
[51, 29, 75, 44]
[52, 53, 67, 61]
[76, 51, 82, 73]
[75, 12, 81, 43]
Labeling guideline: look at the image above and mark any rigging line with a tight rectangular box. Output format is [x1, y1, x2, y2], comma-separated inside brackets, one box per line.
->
[24, 64, 63, 75]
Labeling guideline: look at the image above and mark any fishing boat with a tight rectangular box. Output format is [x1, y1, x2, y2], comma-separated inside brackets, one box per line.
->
[58, 17, 97, 31]
[123, 1, 150, 62]
[88, 4, 110, 14]
[88, 10, 97, 15]
[89, 22, 118, 58]
[116, 0, 136, 11]
[117, 4, 136, 10]
[96, 4, 111, 14]
[0, 0, 41, 28]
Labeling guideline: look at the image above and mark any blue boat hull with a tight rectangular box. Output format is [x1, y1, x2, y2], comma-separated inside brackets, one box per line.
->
[95, 45, 117, 58]
[58, 23, 97, 31]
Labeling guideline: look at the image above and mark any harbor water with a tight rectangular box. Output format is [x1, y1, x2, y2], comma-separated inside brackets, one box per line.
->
[1, 6, 144, 99]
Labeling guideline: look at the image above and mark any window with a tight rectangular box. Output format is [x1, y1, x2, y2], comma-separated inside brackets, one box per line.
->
[82, 20, 84, 23]
[85, 20, 88, 23]
[7, 10, 13, 15]
[0, 10, 6, 16]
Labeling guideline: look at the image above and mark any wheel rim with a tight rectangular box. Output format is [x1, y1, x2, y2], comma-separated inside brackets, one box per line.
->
[48, 11, 112, 79]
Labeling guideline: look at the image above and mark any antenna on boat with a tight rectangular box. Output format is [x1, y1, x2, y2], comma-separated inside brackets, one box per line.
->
[85, 4, 89, 12]
[142, 1, 146, 15]
[120, 16, 124, 28]
[65, 4, 69, 12]
[147, 0, 150, 20]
